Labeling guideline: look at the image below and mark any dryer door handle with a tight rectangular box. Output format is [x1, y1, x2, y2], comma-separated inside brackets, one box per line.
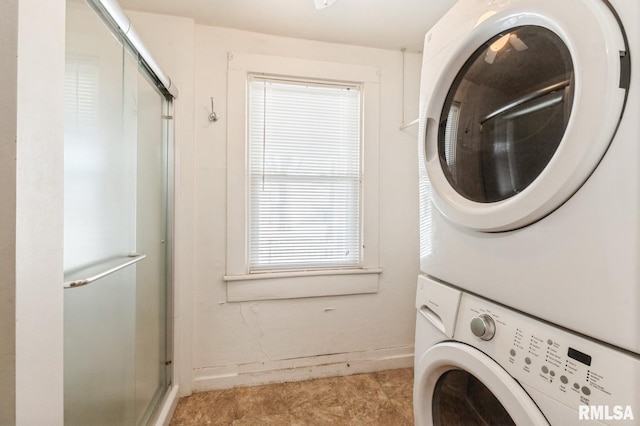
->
[423, 117, 438, 164]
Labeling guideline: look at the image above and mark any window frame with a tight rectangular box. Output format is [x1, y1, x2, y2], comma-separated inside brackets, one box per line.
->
[247, 74, 364, 273]
[224, 53, 381, 301]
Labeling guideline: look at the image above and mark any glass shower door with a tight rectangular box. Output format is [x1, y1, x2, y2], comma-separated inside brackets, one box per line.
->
[134, 70, 170, 425]
[63, 0, 170, 424]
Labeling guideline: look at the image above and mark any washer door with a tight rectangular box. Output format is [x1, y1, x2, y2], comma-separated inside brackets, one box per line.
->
[414, 342, 549, 426]
[421, 0, 629, 232]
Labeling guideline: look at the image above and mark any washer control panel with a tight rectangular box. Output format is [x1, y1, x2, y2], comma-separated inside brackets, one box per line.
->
[456, 293, 640, 414]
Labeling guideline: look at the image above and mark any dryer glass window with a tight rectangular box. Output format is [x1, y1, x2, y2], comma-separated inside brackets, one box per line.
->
[432, 369, 515, 425]
[439, 26, 574, 203]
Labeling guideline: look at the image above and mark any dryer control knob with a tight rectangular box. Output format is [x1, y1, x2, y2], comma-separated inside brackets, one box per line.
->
[470, 314, 496, 341]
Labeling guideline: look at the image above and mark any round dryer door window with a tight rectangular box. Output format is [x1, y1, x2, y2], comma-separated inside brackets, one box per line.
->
[439, 26, 574, 204]
[421, 0, 629, 232]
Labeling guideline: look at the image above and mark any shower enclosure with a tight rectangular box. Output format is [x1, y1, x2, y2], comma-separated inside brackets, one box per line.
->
[63, 0, 174, 423]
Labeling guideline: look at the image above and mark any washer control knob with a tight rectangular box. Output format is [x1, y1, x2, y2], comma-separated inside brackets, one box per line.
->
[470, 314, 496, 341]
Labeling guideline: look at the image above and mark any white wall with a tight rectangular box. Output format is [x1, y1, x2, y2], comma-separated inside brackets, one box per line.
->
[15, 0, 66, 423]
[0, 1, 18, 423]
[193, 27, 422, 390]
[127, 11, 423, 393]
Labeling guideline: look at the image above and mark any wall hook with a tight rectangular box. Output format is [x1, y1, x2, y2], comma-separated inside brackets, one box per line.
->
[208, 97, 218, 122]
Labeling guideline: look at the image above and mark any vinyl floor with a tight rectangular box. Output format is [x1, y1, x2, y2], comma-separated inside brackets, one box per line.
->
[169, 368, 414, 425]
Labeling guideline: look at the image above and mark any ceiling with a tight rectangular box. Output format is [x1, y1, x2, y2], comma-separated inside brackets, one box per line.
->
[118, 0, 458, 53]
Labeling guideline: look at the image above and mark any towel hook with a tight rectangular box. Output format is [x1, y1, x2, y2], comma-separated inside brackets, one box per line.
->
[208, 97, 218, 122]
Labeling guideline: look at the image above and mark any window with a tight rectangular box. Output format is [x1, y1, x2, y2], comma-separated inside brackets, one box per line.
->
[225, 53, 381, 301]
[248, 77, 362, 272]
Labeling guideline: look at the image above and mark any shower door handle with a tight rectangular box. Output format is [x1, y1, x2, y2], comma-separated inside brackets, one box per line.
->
[64, 253, 147, 289]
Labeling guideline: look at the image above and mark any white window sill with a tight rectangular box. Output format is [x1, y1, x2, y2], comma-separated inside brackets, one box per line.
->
[223, 268, 382, 302]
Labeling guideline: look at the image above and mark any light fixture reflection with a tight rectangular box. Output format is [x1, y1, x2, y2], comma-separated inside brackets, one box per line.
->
[484, 33, 528, 64]
[490, 34, 511, 52]
[314, 0, 338, 9]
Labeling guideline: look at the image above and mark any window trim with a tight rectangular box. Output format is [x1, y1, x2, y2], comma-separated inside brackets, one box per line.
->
[225, 52, 381, 301]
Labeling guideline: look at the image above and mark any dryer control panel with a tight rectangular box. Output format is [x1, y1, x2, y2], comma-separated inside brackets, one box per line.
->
[455, 293, 640, 417]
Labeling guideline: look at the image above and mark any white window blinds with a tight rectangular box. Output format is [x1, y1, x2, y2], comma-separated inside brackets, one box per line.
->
[248, 76, 362, 271]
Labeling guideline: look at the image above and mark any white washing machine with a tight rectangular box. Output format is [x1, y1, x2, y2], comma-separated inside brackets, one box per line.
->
[417, 0, 640, 353]
[414, 276, 640, 425]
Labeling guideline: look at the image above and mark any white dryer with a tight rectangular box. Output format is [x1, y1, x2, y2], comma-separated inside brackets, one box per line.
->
[414, 276, 640, 425]
[417, 0, 639, 352]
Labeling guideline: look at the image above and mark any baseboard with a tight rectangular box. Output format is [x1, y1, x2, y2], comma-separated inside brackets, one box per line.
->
[152, 385, 180, 426]
[192, 346, 414, 392]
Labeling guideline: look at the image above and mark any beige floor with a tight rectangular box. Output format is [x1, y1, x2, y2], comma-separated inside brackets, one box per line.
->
[169, 368, 414, 425]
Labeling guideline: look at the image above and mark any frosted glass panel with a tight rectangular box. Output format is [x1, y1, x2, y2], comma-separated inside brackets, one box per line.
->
[64, 0, 169, 424]
[64, 270, 136, 425]
[134, 72, 168, 424]
[64, 1, 137, 424]
[64, 0, 136, 271]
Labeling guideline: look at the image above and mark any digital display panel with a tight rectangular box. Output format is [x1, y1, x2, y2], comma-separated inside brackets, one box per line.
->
[568, 347, 592, 366]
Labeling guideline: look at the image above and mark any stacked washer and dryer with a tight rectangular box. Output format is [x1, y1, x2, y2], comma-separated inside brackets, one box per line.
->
[414, 0, 640, 424]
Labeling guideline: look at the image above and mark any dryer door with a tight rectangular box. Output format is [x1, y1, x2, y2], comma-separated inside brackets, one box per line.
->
[421, 0, 629, 232]
[414, 342, 549, 425]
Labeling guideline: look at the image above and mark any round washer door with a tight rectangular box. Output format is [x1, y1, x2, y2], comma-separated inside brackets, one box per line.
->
[414, 342, 549, 425]
[421, 0, 628, 232]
